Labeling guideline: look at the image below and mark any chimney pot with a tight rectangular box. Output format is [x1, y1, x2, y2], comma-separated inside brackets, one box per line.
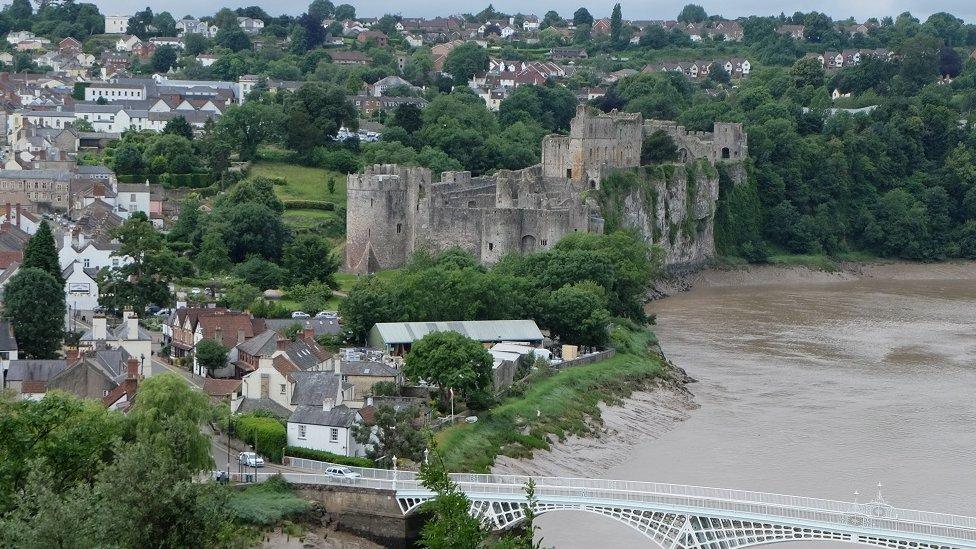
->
[276, 337, 289, 351]
[126, 357, 139, 380]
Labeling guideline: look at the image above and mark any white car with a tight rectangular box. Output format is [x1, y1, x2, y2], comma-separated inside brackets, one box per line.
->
[238, 452, 264, 468]
[291, 311, 311, 319]
[315, 311, 338, 319]
[325, 466, 360, 479]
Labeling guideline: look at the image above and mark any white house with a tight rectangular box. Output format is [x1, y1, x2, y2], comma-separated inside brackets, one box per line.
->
[6, 31, 35, 45]
[85, 83, 146, 102]
[287, 400, 365, 457]
[115, 35, 141, 52]
[104, 15, 130, 34]
[58, 232, 128, 271]
[63, 260, 100, 312]
[237, 17, 265, 35]
[0, 320, 19, 379]
[116, 182, 151, 218]
[80, 312, 153, 376]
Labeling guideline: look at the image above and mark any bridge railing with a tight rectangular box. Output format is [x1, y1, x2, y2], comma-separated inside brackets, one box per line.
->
[253, 460, 976, 543]
[447, 472, 976, 532]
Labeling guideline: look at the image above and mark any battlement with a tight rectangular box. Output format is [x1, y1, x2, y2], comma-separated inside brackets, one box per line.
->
[347, 164, 432, 192]
[570, 105, 642, 141]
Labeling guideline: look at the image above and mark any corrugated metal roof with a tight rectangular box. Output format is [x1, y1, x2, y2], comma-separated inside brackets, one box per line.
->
[371, 320, 543, 345]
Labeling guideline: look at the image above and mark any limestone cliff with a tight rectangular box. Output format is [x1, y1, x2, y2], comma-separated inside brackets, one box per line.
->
[598, 160, 736, 270]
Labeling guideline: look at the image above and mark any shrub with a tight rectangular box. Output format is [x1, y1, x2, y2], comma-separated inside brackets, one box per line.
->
[281, 200, 336, 211]
[313, 147, 361, 173]
[284, 446, 374, 468]
[233, 414, 287, 463]
[249, 299, 293, 319]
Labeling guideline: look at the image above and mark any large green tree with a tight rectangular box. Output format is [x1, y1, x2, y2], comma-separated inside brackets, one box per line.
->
[21, 220, 63, 286]
[442, 42, 489, 85]
[194, 339, 228, 375]
[283, 234, 340, 287]
[2, 268, 64, 359]
[404, 331, 493, 407]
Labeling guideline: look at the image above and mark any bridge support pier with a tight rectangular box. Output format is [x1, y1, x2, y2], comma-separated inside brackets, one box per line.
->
[293, 484, 424, 548]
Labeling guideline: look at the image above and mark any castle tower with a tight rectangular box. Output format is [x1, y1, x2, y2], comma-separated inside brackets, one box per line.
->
[344, 164, 431, 274]
[541, 105, 642, 188]
[711, 122, 748, 161]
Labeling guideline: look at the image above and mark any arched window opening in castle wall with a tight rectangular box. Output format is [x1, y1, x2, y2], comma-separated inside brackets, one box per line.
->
[722, 147, 731, 159]
[520, 234, 536, 253]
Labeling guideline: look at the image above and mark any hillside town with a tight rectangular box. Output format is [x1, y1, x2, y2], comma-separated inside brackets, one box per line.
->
[1, 0, 976, 546]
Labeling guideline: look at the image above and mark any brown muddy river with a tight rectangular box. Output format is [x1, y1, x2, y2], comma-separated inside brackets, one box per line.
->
[537, 277, 976, 547]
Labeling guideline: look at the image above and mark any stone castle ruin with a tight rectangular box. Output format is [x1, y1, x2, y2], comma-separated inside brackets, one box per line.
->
[345, 105, 747, 274]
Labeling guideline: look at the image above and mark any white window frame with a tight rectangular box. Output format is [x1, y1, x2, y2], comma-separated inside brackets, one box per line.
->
[330, 428, 339, 442]
[297, 424, 306, 440]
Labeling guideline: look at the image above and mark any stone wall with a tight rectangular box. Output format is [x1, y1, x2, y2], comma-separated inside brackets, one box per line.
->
[293, 484, 423, 548]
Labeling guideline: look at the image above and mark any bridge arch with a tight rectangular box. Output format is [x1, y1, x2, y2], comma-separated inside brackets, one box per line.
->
[399, 497, 959, 549]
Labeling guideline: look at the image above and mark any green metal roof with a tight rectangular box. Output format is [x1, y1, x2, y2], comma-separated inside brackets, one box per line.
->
[370, 320, 543, 345]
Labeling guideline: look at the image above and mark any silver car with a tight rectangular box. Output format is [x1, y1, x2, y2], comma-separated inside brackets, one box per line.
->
[238, 451, 264, 467]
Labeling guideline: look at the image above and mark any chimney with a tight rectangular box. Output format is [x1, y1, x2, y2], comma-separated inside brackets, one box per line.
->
[302, 328, 315, 340]
[333, 356, 341, 375]
[65, 348, 80, 361]
[126, 357, 139, 380]
[92, 314, 107, 340]
[237, 329, 245, 344]
[123, 307, 138, 340]
[322, 398, 333, 412]
[276, 337, 289, 351]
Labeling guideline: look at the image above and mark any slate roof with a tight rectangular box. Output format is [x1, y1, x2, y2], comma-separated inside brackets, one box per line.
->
[235, 329, 278, 356]
[288, 404, 360, 427]
[6, 360, 68, 381]
[289, 370, 349, 406]
[264, 317, 342, 336]
[371, 320, 543, 345]
[236, 397, 291, 418]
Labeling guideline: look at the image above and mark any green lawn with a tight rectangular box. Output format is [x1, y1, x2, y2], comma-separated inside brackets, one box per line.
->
[250, 161, 348, 205]
[436, 322, 664, 472]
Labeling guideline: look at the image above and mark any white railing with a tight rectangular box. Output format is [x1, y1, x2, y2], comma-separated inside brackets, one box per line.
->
[256, 460, 976, 544]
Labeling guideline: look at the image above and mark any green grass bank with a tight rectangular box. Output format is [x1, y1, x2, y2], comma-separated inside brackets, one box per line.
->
[436, 321, 668, 472]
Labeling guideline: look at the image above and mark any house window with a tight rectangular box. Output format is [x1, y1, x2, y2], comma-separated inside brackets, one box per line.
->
[279, 384, 286, 395]
[330, 428, 339, 442]
[112, 258, 119, 267]
[298, 424, 307, 439]
[83, 258, 90, 268]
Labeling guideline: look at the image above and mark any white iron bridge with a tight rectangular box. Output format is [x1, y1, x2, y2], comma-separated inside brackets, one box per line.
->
[252, 458, 976, 549]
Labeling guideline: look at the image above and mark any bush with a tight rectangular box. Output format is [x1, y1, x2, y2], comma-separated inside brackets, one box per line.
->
[281, 200, 336, 211]
[313, 147, 361, 173]
[249, 299, 293, 319]
[233, 414, 287, 463]
[285, 446, 374, 468]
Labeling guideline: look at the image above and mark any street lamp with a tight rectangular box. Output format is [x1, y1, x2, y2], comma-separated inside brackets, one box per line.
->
[140, 353, 145, 378]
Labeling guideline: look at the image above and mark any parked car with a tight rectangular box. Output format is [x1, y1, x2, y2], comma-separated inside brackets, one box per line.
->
[155, 308, 172, 317]
[146, 304, 161, 315]
[291, 311, 310, 319]
[325, 466, 360, 479]
[315, 311, 338, 319]
[238, 452, 264, 468]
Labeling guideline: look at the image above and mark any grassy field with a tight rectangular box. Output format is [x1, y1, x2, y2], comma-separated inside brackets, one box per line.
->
[436, 321, 665, 472]
[251, 161, 348, 204]
[250, 162, 348, 235]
